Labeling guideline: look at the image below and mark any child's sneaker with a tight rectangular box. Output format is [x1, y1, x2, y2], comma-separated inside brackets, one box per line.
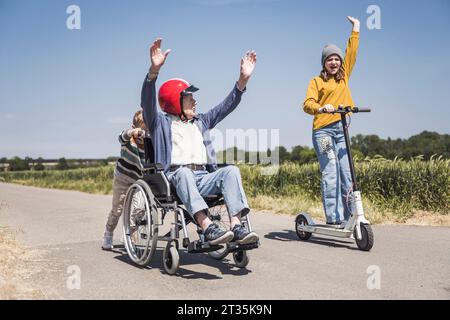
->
[326, 221, 346, 229]
[102, 231, 114, 250]
[204, 224, 234, 245]
[231, 224, 259, 244]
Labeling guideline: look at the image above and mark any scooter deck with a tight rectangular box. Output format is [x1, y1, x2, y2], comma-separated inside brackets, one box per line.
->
[298, 223, 353, 238]
[313, 224, 346, 229]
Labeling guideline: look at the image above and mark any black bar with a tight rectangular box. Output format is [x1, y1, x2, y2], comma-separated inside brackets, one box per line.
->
[340, 113, 358, 191]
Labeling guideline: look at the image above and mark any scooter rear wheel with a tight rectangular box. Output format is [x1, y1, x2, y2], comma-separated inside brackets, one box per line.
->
[295, 214, 312, 241]
[355, 223, 374, 251]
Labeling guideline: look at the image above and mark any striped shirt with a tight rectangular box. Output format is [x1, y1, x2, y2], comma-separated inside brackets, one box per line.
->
[115, 130, 146, 180]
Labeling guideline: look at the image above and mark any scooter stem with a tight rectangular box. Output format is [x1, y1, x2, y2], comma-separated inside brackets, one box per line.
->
[340, 112, 359, 191]
[352, 191, 370, 240]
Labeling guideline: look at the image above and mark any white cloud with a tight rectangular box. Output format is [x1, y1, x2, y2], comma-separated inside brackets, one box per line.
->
[5, 113, 15, 120]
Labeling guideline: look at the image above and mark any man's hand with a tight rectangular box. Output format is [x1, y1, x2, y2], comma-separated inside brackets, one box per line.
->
[148, 38, 171, 80]
[237, 50, 257, 91]
[240, 50, 257, 78]
[319, 104, 335, 114]
[347, 16, 360, 32]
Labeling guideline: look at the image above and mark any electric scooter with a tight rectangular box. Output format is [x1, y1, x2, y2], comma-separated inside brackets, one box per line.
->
[295, 106, 374, 251]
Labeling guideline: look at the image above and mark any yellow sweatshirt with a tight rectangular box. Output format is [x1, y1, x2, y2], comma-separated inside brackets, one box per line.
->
[303, 31, 359, 130]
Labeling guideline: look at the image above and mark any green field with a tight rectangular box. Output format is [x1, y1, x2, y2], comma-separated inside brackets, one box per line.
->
[1, 158, 448, 224]
[240, 157, 449, 223]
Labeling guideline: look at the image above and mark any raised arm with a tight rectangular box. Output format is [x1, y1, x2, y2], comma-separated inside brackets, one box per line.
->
[342, 16, 360, 79]
[141, 38, 171, 131]
[200, 51, 257, 129]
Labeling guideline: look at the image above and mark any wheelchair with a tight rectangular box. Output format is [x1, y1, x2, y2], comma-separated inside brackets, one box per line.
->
[121, 139, 259, 275]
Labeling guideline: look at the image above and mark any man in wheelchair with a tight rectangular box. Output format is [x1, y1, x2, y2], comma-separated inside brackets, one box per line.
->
[141, 38, 259, 246]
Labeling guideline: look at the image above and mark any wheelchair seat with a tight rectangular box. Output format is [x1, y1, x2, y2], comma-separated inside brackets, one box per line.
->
[141, 162, 224, 207]
[141, 138, 224, 205]
[141, 163, 172, 202]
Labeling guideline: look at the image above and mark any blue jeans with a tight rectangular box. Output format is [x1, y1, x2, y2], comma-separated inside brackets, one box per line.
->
[312, 121, 352, 223]
[167, 166, 250, 219]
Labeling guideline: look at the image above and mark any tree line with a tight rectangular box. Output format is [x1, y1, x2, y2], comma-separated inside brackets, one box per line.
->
[1, 131, 448, 171]
[217, 131, 449, 164]
[0, 157, 117, 171]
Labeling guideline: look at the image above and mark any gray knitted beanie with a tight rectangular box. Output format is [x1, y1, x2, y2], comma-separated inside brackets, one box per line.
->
[321, 44, 343, 66]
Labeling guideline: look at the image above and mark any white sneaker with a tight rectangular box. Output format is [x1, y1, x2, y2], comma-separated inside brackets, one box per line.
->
[338, 222, 347, 229]
[102, 231, 114, 250]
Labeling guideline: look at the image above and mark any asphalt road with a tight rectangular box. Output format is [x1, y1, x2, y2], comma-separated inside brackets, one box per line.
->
[0, 182, 449, 299]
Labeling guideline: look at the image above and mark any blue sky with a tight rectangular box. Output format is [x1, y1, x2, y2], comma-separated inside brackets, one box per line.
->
[0, 0, 449, 158]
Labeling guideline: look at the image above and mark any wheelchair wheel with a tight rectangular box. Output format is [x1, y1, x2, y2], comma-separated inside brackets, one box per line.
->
[233, 250, 249, 268]
[207, 202, 231, 260]
[163, 241, 179, 275]
[122, 180, 158, 266]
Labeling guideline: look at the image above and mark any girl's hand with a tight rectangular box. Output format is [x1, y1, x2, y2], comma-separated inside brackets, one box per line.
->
[319, 104, 335, 114]
[347, 16, 360, 32]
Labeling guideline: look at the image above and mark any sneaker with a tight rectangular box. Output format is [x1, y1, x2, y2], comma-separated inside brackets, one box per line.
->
[102, 231, 114, 250]
[338, 221, 347, 229]
[326, 221, 346, 229]
[204, 224, 234, 245]
[231, 224, 259, 244]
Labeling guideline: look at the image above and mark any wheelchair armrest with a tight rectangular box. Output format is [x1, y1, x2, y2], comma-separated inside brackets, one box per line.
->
[142, 163, 164, 173]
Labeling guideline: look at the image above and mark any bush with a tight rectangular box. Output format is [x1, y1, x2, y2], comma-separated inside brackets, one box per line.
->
[8, 157, 29, 171]
[239, 157, 450, 218]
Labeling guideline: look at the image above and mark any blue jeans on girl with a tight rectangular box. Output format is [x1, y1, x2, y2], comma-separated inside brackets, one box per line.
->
[312, 121, 353, 224]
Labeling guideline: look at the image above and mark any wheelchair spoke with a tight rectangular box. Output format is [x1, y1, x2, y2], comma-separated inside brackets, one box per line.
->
[207, 203, 232, 260]
[122, 181, 159, 266]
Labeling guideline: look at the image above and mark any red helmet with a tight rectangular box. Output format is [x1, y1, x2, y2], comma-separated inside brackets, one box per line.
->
[158, 78, 199, 115]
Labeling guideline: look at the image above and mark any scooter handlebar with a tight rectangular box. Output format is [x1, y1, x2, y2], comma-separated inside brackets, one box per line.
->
[355, 107, 371, 113]
[329, 106, 371, 114]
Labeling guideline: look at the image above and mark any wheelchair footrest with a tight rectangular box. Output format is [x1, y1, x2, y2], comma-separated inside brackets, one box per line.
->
[227, 242, 259, 252]
[188, 240, 223, 254]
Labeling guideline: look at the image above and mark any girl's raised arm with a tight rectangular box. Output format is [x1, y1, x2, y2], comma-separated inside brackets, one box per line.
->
[342, 16, 360, 79]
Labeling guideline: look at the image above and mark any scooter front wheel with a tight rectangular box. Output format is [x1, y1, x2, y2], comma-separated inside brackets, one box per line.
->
[295, 214, 312, 241]
[355, 223, 374, 251]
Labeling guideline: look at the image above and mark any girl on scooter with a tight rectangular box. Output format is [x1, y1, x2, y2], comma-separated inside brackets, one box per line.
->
[302, 16, 360, 225]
